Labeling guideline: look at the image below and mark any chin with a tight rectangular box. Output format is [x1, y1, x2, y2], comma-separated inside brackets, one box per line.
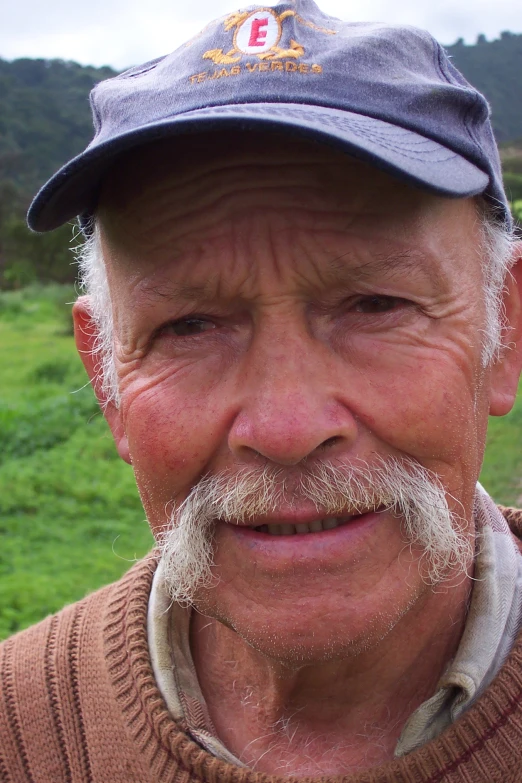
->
[192, 586, 418, 666]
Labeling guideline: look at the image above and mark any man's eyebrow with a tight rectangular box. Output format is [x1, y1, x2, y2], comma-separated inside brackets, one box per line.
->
[327, 249, 435, 282]
[138, 251, 437, 303]
[139, 281, 220, 303]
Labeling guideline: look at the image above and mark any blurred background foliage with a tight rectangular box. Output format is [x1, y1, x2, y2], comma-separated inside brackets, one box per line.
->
[0, 286, 152, 640]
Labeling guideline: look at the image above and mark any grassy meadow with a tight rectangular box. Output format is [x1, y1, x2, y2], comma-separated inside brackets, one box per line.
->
[1, 285, 521, 641]
[0, 285, 151, 640]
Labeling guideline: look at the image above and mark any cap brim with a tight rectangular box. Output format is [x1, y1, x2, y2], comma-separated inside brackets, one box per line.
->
[28, 102, 490, 232]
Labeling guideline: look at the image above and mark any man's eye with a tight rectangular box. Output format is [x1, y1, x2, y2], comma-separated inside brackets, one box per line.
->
[352, 296, 406, 314]
[164, 318, 216, 337]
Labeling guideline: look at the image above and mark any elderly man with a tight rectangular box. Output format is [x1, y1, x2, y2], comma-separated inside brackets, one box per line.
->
[2, 1, 522, 781]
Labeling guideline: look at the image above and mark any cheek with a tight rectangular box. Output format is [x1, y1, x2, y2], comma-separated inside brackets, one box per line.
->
[348, 342, 486, 477]
[121, 382, 226, 528]
[121, 349, 236, 472]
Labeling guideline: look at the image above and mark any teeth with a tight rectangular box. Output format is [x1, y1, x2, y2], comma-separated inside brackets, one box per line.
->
[323, 517, 339, 530]
[256, 517, 345, 535]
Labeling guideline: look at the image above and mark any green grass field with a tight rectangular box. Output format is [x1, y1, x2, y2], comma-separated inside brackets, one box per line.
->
[0, 285, 151, 640]
[1, 285, 521, 641]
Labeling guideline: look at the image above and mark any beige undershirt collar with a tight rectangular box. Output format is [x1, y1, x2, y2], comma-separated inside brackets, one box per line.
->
[395, 485, 522, 755]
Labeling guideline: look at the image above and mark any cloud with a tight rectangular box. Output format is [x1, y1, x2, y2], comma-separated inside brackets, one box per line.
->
[2, 0, 521, 69]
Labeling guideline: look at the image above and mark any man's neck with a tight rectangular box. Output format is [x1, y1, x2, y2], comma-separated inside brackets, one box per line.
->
[190, 578, 471, 776]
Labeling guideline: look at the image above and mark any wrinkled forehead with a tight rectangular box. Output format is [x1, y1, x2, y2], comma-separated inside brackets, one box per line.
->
[97, 130, 390, 233]
[99, 130, 335, 203]
[95, 130, 482, 287]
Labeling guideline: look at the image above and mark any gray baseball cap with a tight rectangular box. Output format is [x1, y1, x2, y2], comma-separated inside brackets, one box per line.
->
[27, 0, 510, 232]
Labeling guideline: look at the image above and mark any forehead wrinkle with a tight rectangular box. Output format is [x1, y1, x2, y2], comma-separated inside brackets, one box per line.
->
[134, 260, 257, 306]
[118, 157, 338, 212]
[104, 159, 371, 254]
[132, 189, 349, 255]
[325, 248, 441, 287]
[137, 280, 211, 303]
[162, 156, 342, 196]
[128, 235, 442, 312]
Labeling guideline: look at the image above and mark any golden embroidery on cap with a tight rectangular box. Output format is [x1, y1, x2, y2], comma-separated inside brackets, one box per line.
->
[193, 6, 332, 82]
[258, 40, 305, 61]
[201, 7, 334, 66]
[293, 14, 337, 36]
[203, 49, 241, 65]
[224, 11, 253, 32]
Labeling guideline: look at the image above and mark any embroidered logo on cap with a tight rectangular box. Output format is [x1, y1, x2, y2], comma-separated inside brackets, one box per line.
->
[189, 7, 336, 83]
[234, 10, 284, 56]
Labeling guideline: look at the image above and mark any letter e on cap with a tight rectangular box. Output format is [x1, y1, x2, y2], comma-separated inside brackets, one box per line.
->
[235, 10, 282, 55]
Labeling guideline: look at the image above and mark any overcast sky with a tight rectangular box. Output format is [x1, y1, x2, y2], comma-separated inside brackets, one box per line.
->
[2, 0, 521, 70]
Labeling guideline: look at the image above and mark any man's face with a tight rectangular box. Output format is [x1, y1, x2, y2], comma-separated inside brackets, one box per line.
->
[82, 133, 501, 661]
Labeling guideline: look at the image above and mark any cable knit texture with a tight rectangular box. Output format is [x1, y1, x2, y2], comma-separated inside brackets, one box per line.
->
[2, 507, 522, 783]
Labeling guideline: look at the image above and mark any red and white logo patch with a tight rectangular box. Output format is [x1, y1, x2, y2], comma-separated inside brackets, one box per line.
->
[234, 9, 282, 55]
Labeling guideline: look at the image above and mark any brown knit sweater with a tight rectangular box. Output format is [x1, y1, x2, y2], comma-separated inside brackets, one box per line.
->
[1, 508, 522, 783]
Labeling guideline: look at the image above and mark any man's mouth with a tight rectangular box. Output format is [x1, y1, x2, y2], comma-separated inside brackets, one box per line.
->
[253, 514, 362, 536]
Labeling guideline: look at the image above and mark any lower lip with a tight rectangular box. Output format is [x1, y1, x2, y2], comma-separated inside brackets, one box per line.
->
[220, 510, 387, 562]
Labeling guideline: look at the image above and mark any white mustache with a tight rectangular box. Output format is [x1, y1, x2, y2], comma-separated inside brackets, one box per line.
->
[157, 457, 472, 605]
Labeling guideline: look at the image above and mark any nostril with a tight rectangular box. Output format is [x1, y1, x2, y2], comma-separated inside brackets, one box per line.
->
[320, 436, 342, 451]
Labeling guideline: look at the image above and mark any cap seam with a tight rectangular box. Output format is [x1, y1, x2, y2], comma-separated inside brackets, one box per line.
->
[435, 42, 488, 169]
[462, 91, 489, 162]
[178, 101, 468, 161]
[89, 92, 102, 136]
[117, 58, 165, 80]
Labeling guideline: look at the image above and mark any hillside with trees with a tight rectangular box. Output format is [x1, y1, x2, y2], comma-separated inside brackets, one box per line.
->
[0, 58, 117, 287]
[0, 31, 521, 287]
[447, 32, 522, 143]
[500, 138, 522, 205]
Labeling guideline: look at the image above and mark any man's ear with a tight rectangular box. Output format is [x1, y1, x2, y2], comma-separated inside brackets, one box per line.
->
[489, 242, 522, 417]
[72, 296, 131, 465]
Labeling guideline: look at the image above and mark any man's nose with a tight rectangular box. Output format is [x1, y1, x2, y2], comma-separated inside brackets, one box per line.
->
[228, 331, 358, 466]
